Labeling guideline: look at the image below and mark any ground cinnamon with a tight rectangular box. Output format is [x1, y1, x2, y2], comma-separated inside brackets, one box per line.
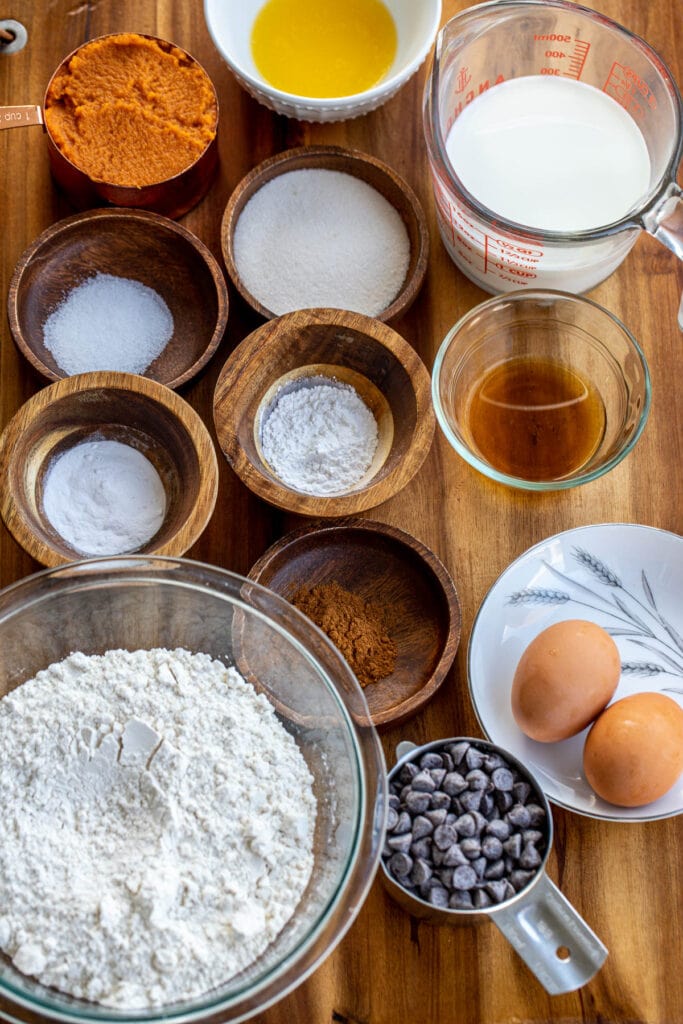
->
[45, 33, 217, 188]
[292, 580, 396, 687]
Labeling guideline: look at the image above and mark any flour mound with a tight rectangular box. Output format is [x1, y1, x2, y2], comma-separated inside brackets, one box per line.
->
[0, 648, 316, 1008]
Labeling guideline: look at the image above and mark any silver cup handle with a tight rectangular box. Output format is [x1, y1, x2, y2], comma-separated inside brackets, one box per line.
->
[490, 870, 608, 995]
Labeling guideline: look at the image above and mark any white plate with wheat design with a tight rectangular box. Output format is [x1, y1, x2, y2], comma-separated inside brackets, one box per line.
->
[468, 523, 683, 821]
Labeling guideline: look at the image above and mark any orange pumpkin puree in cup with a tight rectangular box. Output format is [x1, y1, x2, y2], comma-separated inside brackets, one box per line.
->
[44, 33, 217, 188]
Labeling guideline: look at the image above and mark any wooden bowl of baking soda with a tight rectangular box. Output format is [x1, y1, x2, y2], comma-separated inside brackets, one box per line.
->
[221, 145, 429, 323]
[212, 308, 435, 517]
[8, 208, 229, 389]
[0, 372, 218, 567]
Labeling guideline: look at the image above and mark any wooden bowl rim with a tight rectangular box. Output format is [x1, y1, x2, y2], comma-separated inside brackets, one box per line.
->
[212, 307, 436, 516]
[0, 370, 219, 567]
[247, 517, 462, 728]
[220, 144, 429, 323]
[7, 207, 229, 390]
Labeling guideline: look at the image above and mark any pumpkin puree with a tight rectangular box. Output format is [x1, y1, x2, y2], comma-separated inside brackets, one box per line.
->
[45, 33, 217, 188]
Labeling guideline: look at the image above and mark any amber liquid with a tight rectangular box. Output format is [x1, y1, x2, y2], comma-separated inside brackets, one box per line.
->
[467, 356, 606, 481]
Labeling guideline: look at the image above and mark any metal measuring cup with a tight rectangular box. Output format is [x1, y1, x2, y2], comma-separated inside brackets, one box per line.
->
[424, 0, 683, 327]
[0, 33, 218, 219]
[380, 736, 608, 995]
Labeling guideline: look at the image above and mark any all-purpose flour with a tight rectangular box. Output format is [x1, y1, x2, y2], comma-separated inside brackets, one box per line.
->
[0, 648, 316, 1008]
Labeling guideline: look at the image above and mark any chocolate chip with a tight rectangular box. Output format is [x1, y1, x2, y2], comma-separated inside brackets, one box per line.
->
[446, 741, 470, 765]
[482, 835, 503, 860]
[387, 832, 413, 854]
[491, 767, 515, 792]
[443, 771, 468, 796]
[519, 841, 542, 870]
[411, 770, 437, 793]
[425, 808, 448, 827]
[410, 837, 432, 860]
[465, 747, 485, 771]
[412, 815, 433, 840]
[506, 803, 531, 829]
[419, 752, 444, 770]
[405, 790, 431, 814]
[410, 858, 433, 886]
[442, 843, 469, 868]
[428, 885, 450, 908]
[430, 790, 451, 810]
[460, 837, 481, 859]
[434, 823, 459, 850]
[454, 813, 476, 837]
[388, 852, 413, 877]
[393, 811, 412, 835]
[449, 890, 473, 910]
[452, 865, 478, 890]
[466, 769, 490, 790]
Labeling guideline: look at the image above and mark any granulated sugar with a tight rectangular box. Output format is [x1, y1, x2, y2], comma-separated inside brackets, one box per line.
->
[261, 377, 379, 494]
[43, 273, 174, 375]
[0, 647, 316, 1008]
[233, 168, 411, 316]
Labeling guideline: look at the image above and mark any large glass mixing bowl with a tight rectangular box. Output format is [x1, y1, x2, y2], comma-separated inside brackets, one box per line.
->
[0, 557, 387, 1024]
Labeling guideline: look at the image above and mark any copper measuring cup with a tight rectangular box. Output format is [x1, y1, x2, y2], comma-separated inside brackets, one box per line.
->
[381, 736, 608, 994]
[0, 33, 219, 219]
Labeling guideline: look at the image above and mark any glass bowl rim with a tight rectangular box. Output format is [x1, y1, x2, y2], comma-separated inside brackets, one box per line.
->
[431, 288, 652, 491]
[0, 554, 387, 1024]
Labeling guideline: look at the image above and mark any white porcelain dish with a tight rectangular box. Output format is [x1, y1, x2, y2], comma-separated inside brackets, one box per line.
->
[203, 0, 442, 122]
[468, 523, 683, 822]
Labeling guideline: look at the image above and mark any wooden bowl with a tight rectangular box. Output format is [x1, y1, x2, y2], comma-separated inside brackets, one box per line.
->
[7, 208, 229, 389]
[212, 308, 435, 516]
[247, 518, 461, 729]
[0, 371, 219, 567]
[221, 145, 429, 322]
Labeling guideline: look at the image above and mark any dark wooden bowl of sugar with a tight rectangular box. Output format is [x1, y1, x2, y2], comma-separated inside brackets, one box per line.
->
[221, 144, 429, 323]
[0, 371, 219, 567]
[248, 519, 461, 729]
[8, 208, 228, 389]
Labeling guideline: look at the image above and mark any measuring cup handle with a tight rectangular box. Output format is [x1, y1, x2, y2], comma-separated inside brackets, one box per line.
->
[0, 105, 43, 130]
[489, 871, 608, 995]
[642, 182, 683, 329]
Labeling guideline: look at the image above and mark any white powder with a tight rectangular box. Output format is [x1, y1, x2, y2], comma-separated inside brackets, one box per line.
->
[261, 378, 379, 495]
[0, 647, 316, 1008]
[43, 273, 174, 375]
[233, 168, 411, 316]
[42, 438, 166, 556]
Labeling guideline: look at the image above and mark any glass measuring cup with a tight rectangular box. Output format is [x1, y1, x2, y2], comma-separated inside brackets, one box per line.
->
[424, 0, 683, 325]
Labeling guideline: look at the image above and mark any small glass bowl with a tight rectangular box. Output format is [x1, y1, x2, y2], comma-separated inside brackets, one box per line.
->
[0, 557, 386, 1024]
[432, 290, 651, 491]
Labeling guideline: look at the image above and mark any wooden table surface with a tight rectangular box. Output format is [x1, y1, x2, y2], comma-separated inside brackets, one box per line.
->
[1, 1, 681, 1022]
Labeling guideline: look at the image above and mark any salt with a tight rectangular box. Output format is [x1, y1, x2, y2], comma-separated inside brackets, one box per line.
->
[233, 168, 411, 316]
[43, 273, 174, 375]
[260, 378, 379, 495]
[42, 438, 167, 556]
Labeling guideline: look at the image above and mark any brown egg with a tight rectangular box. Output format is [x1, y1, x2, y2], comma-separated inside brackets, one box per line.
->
[511, 619, 620, 742]
[583, 692, 683, 807]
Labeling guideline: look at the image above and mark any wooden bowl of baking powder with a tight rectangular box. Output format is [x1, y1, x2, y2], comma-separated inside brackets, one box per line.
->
[221, 145, 429, 323]
[212, 308, 435, 517]
[0, 371, 218, 567]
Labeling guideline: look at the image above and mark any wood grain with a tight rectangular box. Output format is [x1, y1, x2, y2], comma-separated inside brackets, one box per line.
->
[213, 308, 435, 516]
[0, 371, 219, 565]
[0, 1, 682, 1022]
[8, 207, 229, 389]
[220, 144, 430, 322]
[247, 517, 462, 728]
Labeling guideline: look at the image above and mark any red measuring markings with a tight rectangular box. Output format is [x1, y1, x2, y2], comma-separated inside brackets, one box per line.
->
[603, 61, 657, 120]
[565, 39, 590, 79]
[535, 34, 590, 79]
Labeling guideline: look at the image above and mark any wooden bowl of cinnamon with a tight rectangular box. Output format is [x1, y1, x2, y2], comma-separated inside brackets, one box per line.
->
[247, 518, 461, 729]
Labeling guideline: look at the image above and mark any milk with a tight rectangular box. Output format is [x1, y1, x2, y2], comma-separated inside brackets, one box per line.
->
[445, 76, 651, 233]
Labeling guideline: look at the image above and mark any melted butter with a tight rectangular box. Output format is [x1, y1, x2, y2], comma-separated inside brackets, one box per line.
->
[251, 0, 397, 98]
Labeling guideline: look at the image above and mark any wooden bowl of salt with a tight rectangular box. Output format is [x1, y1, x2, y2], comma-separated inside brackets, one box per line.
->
[221, 145, 429, 323]
[248, 519, 462, 729]
[0, 372, 218, 567]
[212, 308, 435, 517]
[8, 208, 229, 389]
